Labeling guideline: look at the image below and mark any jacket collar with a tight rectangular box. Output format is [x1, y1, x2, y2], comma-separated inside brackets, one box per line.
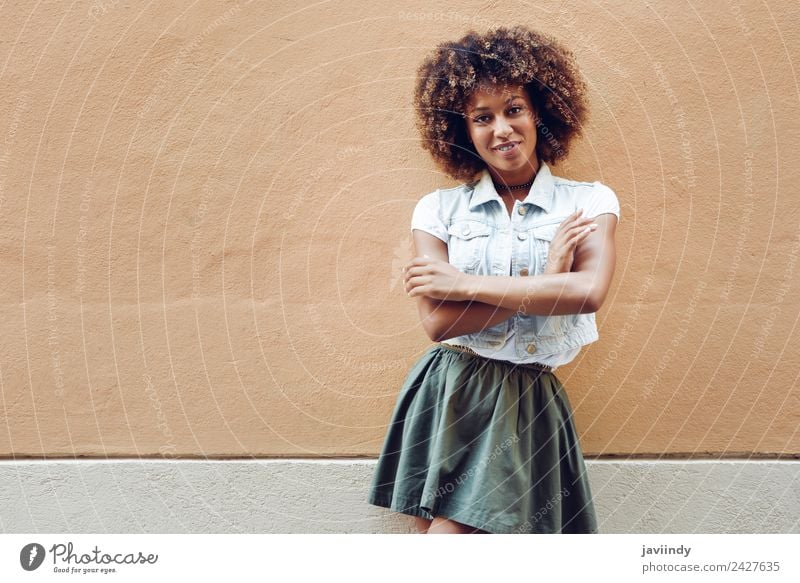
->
[468, 162, 555, 213]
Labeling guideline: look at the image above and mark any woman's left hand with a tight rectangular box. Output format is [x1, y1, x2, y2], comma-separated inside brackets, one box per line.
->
[403, 255, 472, 301]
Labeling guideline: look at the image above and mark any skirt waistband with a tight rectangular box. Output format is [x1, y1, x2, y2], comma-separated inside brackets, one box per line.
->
[436, 342, 554, 374]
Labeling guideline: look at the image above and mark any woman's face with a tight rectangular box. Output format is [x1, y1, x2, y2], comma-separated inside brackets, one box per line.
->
[463, 83, 539, 181]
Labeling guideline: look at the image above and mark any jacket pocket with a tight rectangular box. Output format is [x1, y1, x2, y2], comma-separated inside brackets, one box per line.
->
[530, 215, 570, 274]
[517, 313, 567, 341]
[447, 220, 492, 273]
[522, 216, 573, 337]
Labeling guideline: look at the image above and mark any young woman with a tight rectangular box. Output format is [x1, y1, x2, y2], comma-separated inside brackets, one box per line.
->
[367, 25, 619, 534]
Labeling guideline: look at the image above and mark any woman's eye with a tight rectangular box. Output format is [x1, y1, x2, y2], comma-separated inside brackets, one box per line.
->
[472, 107, 524, 123]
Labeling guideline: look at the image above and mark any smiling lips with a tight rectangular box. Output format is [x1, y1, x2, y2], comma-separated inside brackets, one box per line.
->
[493, 141, 520, 156]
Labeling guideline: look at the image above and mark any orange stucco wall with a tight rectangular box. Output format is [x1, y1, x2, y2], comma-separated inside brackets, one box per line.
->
[0, 1, 798, 458]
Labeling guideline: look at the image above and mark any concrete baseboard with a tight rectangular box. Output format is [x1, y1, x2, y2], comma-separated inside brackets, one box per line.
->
[0, 460, 797, 533]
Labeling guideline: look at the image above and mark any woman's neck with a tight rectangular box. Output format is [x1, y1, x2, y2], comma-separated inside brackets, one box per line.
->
[487, 160, 540, 190]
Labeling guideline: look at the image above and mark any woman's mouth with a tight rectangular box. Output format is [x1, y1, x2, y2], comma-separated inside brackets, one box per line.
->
[493, 142, 520, 157]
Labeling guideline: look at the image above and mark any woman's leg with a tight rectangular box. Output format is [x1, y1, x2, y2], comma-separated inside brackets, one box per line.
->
[414, 516, 432, 533]
[427, 516, 488, 534]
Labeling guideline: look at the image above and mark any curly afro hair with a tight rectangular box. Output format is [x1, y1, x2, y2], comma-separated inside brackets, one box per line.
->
[413, 25, 589, 182]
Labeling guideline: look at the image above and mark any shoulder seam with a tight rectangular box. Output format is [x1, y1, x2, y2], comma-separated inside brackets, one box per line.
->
[553, 176, 595, 187]
[438, 183, 470, 194]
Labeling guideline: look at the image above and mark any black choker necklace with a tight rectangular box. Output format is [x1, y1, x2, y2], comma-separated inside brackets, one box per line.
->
[492, 178, 533, 191]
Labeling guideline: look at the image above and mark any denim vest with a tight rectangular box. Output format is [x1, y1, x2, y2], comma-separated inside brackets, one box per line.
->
[437, 163, 612, 359]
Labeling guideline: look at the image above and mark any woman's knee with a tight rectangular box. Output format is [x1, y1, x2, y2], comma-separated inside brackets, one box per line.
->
[414, 516, 432, 533]
[427, 515, 487, 534]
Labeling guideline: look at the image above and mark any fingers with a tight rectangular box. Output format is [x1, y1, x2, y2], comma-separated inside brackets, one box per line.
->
[402, 265, 427, 280]
[563, 220, 598, 239]
[558, 209, 582, 230]
[405, 277, 443, 299]
[573, 222, 598, 235]
[404, 275, 425, 295]
[403, 256, 437, 275]
[558, 210, 594, 234]
[403, 255, 448, 280]
[559, 220, 595, 241]
[568, 224, 597, 248]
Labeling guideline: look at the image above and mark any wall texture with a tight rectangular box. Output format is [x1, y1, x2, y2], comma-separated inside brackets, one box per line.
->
[0, 0, 798, 461]
[2, 460, 797, 533]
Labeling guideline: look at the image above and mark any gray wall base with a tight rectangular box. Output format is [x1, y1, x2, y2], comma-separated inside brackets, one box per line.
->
[1, 460, 797, 533]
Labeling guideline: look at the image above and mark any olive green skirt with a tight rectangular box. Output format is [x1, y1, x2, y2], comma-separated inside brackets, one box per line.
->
[367, 343, 598, 534]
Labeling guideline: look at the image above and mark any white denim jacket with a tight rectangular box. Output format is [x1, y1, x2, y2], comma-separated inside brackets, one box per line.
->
[410, 162, 620, 367]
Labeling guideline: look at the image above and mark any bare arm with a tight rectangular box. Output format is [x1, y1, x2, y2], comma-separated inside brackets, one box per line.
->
[405, 214, 617, 315]
[410, 229, 516, 342]
[464, 214, 618, 315]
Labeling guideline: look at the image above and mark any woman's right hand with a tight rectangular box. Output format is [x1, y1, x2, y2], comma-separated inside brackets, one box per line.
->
[543, 209, 598, 274]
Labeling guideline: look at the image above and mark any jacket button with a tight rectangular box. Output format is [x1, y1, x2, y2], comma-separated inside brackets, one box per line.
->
[517, 232, 527, 241]
[518, 206, 527, 215]
[462, 225, 471, 236]
[526, 343, 536, 354]
[520, 268, 529, 276]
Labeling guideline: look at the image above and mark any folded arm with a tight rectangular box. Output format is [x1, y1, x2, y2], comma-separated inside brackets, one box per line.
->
[465, 214, 618, 315]
[410, 229, 516, 342]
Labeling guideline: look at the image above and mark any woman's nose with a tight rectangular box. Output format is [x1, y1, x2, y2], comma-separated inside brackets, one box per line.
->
[494, 116, 513, 137]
